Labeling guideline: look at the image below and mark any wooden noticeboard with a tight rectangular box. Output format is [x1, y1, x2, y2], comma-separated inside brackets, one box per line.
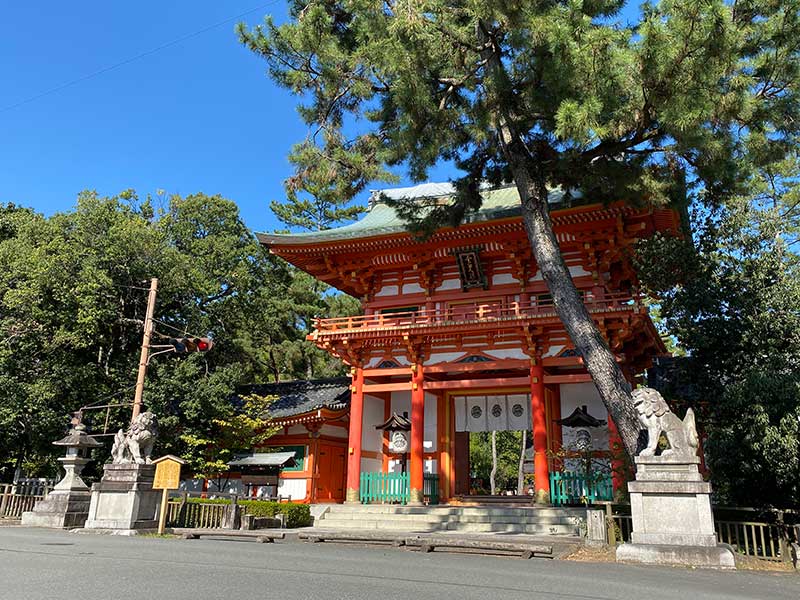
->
[153, 459, 182, 490]
[152, 455, 186, 535]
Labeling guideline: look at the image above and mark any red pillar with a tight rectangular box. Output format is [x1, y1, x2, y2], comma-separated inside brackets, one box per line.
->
[530, 362, 550, 504]
[409, 363, 425, 505]
[345, 366, 364, 503]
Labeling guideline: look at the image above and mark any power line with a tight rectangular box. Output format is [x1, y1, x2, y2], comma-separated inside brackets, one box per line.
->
[1, 1, 279, 114]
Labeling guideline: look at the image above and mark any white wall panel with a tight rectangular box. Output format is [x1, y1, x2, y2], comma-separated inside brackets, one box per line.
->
[361, 394, 385, 452]
[424, 392, 437, 452]
[559, 383, 609, 450]
[375, 285, 399, 297]
[277, 478, 307, 500]
[319, 424, 347, 438]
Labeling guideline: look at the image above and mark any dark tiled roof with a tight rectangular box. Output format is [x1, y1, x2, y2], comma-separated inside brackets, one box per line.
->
[555, 406, 607, 428]
[240, 377, 351, 419]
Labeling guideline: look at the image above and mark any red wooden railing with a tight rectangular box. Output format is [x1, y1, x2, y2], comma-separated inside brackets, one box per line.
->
[313, 292, 642, 333]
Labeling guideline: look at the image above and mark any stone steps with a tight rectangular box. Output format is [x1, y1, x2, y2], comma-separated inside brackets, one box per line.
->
[315, 504, 583, 536]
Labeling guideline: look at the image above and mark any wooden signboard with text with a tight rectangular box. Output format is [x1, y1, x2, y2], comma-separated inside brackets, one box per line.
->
[152, 455, 186, 534]
[153, 457, 183, 490]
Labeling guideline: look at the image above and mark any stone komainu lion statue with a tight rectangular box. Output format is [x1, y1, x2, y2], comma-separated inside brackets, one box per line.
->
[111, 411, 159, 465]
[632, 388, 698, 458]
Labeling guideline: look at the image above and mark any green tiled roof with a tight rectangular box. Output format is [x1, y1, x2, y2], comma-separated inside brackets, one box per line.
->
[257, 183, 577, 246]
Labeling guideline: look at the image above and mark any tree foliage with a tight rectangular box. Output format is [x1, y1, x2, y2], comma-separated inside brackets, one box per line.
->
[469, 430, 527, 493]
[0, 191, 321, 480]
[240, 0, 800, 458]
[639, 197, 800, 507]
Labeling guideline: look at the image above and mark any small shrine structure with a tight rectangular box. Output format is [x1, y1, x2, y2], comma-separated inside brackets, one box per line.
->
[258, 183, 681, 505]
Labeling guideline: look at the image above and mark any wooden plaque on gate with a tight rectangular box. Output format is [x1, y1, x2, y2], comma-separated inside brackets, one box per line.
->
[152, 455, 185, 490]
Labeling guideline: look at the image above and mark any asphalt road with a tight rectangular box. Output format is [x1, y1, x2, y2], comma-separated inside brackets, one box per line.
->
[0, 527, 797, 600]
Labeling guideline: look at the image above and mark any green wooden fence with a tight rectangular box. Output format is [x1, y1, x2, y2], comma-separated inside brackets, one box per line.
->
[359, 472, 440, 505]
[549, 472, 613, 506]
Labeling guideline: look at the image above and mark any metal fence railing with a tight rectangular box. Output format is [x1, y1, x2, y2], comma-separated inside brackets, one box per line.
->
[359, 472, 440, 505]
[550, 472, 613, 506]
[602, 503, 799, 563]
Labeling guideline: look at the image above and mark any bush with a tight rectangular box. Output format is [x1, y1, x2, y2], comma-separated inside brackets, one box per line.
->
[239, 500, 311, 528]
[182, 497, 312, 528]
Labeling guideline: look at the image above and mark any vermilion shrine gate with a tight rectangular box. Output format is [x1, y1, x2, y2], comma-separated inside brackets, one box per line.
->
[259, 183, 680, 505]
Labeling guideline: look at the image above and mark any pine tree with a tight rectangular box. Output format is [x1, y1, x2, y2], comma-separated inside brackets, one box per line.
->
[239, 1, 800, 458]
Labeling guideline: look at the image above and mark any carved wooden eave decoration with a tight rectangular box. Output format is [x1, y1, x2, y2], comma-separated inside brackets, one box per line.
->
[375, 412, 411, 431]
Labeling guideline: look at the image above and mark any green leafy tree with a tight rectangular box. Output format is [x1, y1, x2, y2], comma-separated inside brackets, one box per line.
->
[180, 394, 279, 491]
[0, 191, 300, 480]
[469, 430, 525, 493]
[639, 198, 800, 507]
[239, 0, 800, 458]
[273, 132, 375, 231]
[269, 135, 366, 380]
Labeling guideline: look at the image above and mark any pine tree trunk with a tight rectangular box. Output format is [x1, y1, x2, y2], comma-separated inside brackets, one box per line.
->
[478, 20, 642, 460]
[518, 177, 641, 458]
[517, 430, 527, 495]
[490, 430, 497, 495]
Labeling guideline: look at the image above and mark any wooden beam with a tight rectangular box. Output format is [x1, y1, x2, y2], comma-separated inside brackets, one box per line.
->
[424, 377, 530, 390]
[362, 382, 411, 393]
[543, 374, 593, 384]
[363, 367, 410, 377]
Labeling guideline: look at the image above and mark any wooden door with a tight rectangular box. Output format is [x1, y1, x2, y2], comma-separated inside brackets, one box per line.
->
[317, 443, 346, 502]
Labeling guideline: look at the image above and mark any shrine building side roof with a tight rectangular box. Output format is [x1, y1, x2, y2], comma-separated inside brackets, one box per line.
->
[257, 183, 578, 246]
[239, 377, 351, 419]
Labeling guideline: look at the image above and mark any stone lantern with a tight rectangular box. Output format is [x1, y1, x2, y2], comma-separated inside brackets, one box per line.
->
[22, 414, 103, 529]
[376, 412, 411, 472]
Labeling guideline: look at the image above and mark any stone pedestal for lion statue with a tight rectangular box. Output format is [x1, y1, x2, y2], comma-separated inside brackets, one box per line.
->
[83, 412, 162, 534]
[615, 388, 736, 569]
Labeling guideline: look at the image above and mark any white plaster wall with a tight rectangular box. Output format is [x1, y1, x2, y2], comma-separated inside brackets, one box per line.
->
[559, 383, 610, 450]
[569, 265, 591, 277]
[543, 345, 565, 358]
[435, 278, 461, 291]
[319, 424, 347, 438]
[375, 285, 400, 297]
[286, 425, 308, 436]
[277, 478, 307, 501]
[387, 460, 437, 476]
[484, 348, 528, 360]
[361, 457, 382, 473]
[428, 351, 466, 364]
[424, 392, 437, 452]
[403, 282, 424, 294]
[361, 394, 385, 453]
[491, 273, 516, 285]
[390, 390, 436, 452]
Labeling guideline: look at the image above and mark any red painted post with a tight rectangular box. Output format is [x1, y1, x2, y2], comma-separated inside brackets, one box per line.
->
[345, 366, 364, 503]
[409, 363, 425, 505]
[530, 362, 550, 504]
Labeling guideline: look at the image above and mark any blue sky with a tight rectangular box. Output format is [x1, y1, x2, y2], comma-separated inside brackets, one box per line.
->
[0, 1, 310, 232]
[0, 2, 640, 233]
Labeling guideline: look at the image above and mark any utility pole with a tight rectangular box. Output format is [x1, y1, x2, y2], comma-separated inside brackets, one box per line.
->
[131, 278, 158, 422]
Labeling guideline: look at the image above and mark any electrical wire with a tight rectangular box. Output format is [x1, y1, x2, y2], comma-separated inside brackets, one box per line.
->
[1, 1, 281, 113]
[151, 318, 204, 339]
[80, 384, 138, 410]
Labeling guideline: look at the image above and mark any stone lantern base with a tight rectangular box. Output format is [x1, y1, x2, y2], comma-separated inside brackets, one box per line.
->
[21, 488, 93, 529]
[83, 463, 161, 533]
[22, 456, 93, 529]
[615, 455, 735, 569]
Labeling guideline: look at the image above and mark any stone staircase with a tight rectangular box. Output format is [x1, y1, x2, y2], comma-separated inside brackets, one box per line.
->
[314, 504, 585, 536]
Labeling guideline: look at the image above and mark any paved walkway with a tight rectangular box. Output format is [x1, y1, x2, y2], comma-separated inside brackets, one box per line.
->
[0, 526, 797, 600]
